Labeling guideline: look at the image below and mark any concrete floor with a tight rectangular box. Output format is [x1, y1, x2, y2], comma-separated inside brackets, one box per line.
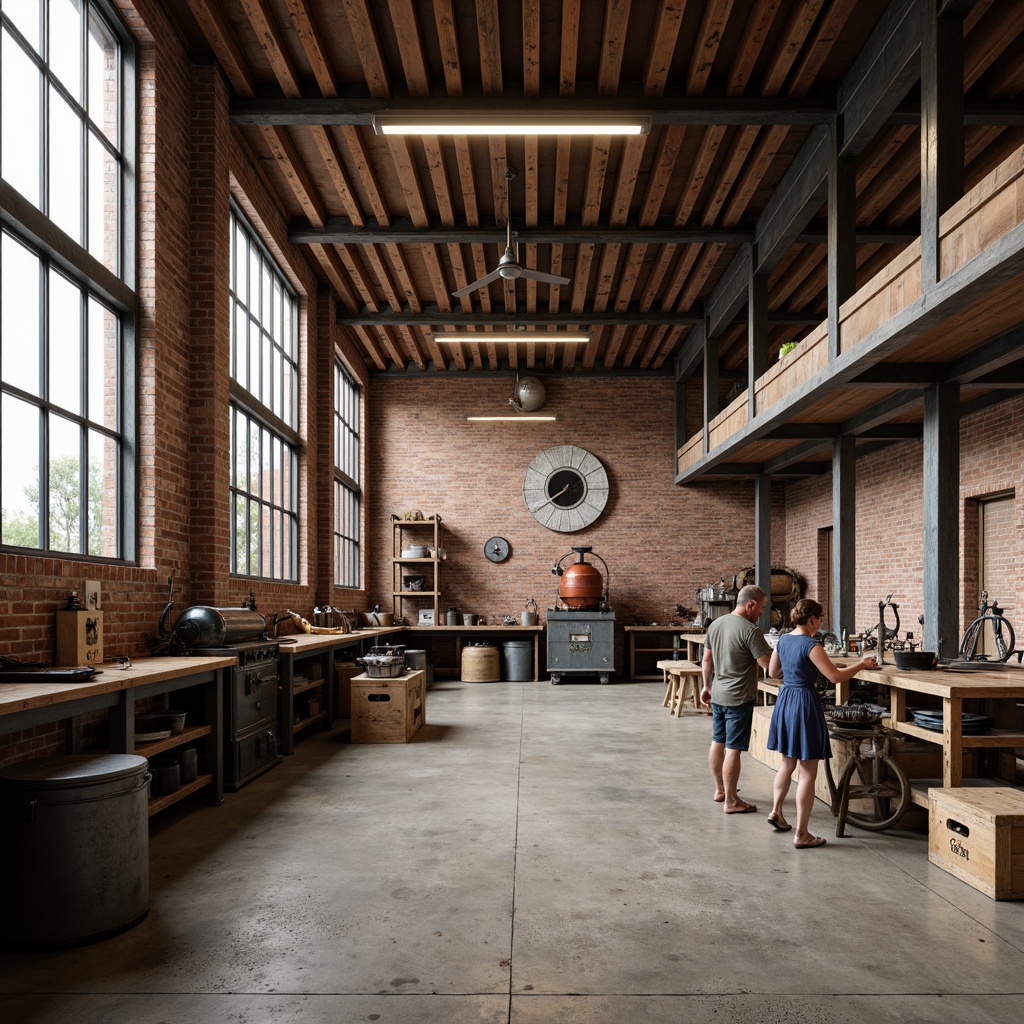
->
[2, 679, 1024, 1023]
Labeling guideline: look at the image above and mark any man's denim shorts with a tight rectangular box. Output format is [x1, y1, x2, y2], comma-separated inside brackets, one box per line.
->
[710, 700, 755, 751]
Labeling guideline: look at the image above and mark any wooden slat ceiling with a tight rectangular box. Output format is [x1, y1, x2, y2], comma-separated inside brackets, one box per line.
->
[164, 0, 1024, 375]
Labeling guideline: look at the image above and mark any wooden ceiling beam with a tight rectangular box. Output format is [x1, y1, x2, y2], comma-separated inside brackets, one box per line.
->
[238, 0, 301, 97]
[283, 0, 338, 96]
[336, 305, 702, 327]
[185, 0, 256, 97]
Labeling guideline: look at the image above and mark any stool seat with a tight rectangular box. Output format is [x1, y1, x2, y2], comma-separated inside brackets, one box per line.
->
[656, 660, 706, 716]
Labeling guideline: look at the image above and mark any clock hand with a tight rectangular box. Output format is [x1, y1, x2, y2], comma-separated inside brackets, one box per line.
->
[532, 483, 571, 512]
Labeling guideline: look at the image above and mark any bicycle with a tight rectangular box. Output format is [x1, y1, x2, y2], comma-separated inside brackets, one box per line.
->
[822, 722, 911, 835]
[959, 591, 1016, 662]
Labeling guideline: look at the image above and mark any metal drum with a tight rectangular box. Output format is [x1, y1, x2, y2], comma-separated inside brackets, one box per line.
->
[502, 640, 534, 681]
[462, 644, 500, 682]
[0, 753, 150, 949]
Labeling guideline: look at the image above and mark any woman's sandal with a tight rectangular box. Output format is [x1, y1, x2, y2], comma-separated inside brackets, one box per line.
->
[767, 816, 792, 832]
[793, 835, 827, 849]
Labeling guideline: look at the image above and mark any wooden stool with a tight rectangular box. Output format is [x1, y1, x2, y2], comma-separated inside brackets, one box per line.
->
[656, 660, 704, 715]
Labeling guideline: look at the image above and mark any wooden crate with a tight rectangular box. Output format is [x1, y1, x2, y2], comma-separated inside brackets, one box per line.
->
[928, 788, 1024, 900]
[334, 661, 362, 720]
[351, 669, 425, 743]
[55, 609, 103, 667]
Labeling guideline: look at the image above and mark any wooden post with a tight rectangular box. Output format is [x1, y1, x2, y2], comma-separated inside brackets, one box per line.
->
[748, 262, 767, 418]
[755, 474, 772, 632]
[828, 123, 856, 359]
[702, 320, 718, 456]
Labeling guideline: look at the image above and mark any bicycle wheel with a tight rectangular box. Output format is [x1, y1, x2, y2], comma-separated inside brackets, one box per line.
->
[991, 615, 1016, 662]
[838, 750, 911, 831]
[959, 619, 983, 660]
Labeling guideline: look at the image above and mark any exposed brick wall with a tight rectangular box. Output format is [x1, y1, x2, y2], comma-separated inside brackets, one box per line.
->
[784, 393, 1024, 643]
[367, 374, 781, 673]
[0, 2, 334, 765]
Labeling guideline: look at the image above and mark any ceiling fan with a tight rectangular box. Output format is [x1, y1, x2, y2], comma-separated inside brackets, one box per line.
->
[451, 166, 571, 299]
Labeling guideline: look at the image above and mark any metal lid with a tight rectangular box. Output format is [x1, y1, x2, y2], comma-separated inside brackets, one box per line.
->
[0, 753, 149, 789]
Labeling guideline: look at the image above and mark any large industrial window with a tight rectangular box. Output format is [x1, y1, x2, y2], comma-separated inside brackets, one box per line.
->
[1, 0, 135, 559]
[333, 360, 360, 588]
[229, 206, 299, 581]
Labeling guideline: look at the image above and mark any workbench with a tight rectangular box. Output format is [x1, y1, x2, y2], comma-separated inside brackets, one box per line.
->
[0, 656, 233, 815]
[836, 663, 1024, 802]
[395, 625, 544, 681]
[624, 627, 705, 680]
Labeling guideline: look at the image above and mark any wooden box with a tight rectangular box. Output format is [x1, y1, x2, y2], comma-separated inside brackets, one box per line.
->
[334, 661, 362, 720]
[351, 669, 425, 743]
[928, 788, 1024, 900]
[55, 609, 103, 667]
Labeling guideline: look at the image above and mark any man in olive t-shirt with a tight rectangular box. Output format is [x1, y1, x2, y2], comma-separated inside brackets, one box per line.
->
[700, 586, 772, 814]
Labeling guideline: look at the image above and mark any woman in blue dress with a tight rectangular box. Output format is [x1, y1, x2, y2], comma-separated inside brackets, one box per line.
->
[766, 599, 876, 848]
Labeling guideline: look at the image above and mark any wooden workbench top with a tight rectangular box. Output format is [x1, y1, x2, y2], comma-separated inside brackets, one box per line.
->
[0, 654, 236, 717]
[834, 662, 1024, 698]
[275, 627, 400, 654]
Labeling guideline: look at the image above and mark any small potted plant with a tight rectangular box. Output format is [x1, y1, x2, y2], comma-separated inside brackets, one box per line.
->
[777, 341, 797, 361]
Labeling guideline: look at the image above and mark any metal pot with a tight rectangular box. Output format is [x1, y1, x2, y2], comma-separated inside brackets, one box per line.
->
[893, 649, 938, 671]
[521, 597, 539, 626]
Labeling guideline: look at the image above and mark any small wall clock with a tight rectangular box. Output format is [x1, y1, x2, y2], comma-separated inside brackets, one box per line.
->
[523, 445, 609, 532]
[484, 536, 511, 562]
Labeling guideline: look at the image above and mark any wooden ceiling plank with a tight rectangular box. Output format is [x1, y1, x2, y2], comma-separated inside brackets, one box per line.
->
[855, 125, 917, 195]
[335, 244, 380, 312]
[377, 325, 409, 369]
[560, 340, 581, 371]
[788, 0, 861, 97]
[639, 126, 686, 226]
[397, 324, 428, 371]
[720, 123, 788, 227]
[614, 248, 645, 311]
[726, 0, 785, 94]
[639, 325, 671, 369]
[283, 0, 339, 96]
[592, 244, 621, 313]
[309, 243, 358, 312]
[609, 137, 647, 226]
[548, 244, 566, 315]
[432, 329, 467, 370]
[382, 243, 423, 313]
[352, 325, 388, 371]
[560, 0, 581, 98]
[675, 125, 727, 226]
[761, 0, 826, 95]
[309, 126, 365, 226]
[238, 0, 301, 97]
[965, 3, 1024, 90]
[184, 0, 256, 97]
[600, 324, 628, 369]
[361, 247, 402, 311]
[620, 324, 648, 367]
[386, 0, 430, 95]
[477, 0, 504, 97]
[386, 138, 430, 227]
[523, 0, 542, 95]
[571, 243, 595, 313]
[340, 0, 392, 97]
[597, 0, 633, 96]
[660, 246, 700, 311]
[339, 126, 391, 226]
[772, 244, 825, 308]
[640, 245, 676, 311]
[687, 0, 736, 95]
[677, 244, 727, 311]
[651, 324, 688, 370]
[643, 0, 687, 95]
[261, 125, 327, 227]
[702, 125, 761, 226]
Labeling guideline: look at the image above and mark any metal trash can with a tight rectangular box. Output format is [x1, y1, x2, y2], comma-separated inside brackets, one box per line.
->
[502, 640, 534, 681]
[0, 753, 151, 949]
[404, 649, 433, 687]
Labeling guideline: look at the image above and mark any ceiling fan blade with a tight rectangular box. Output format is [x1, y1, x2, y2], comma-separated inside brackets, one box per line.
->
[451, 268, 504, 298]
[519, 268, 571, 286]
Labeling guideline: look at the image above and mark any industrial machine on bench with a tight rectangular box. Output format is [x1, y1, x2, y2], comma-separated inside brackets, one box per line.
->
[547, 546, 614, 685]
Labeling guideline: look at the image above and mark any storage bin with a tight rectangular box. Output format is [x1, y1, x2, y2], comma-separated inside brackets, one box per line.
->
[502, 640, 534, 681]
[928, 787, 1024, 900]
[462, 644, 499, 682]
[0, 753, 150, 948]
[351, 669, 425, 742]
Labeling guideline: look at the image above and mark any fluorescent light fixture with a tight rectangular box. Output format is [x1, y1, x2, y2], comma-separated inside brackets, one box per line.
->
[436, 333, 589, 343]
[466, 415, 557, 422]
[373, 115, 650, 137]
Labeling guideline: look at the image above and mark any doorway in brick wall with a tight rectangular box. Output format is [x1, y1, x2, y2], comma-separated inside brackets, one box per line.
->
[978, 493, 1015, 658]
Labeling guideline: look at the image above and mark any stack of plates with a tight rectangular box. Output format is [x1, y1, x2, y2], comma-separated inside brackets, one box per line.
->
[909, 708, 993, 733]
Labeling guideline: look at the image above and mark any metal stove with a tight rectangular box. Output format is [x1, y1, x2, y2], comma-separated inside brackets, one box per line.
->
[546, 608, 615, 685]
[177, 638, 282, 790]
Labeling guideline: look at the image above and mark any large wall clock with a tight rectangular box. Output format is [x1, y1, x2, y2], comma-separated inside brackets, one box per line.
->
[523, 445, 609, 532]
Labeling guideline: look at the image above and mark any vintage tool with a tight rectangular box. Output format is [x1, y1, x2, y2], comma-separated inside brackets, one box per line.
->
[452, 166, 570, 297]
[876, 595, 901, 666]
[551, 546, 609, 611]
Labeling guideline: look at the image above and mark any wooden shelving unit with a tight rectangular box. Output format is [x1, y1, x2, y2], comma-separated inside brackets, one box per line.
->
[392, 515, 443, 624]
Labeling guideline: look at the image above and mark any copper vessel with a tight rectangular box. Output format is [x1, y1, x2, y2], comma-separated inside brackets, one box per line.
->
[552, 546, 610, 611]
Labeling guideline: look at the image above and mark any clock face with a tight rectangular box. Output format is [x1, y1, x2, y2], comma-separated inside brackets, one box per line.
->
[484, 536, 511, 563]
[523, 445, 609, 532]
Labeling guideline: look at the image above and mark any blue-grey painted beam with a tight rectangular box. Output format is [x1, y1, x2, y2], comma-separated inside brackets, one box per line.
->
[702, 326, 718, 456]
[706, 245, 752, 339]
[922, 384, 960, 656]
[748, 271, 768, 419]
[832, 437, 856, 637]
[828, 123, 856, 361]
[755, 475, 772, 632]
